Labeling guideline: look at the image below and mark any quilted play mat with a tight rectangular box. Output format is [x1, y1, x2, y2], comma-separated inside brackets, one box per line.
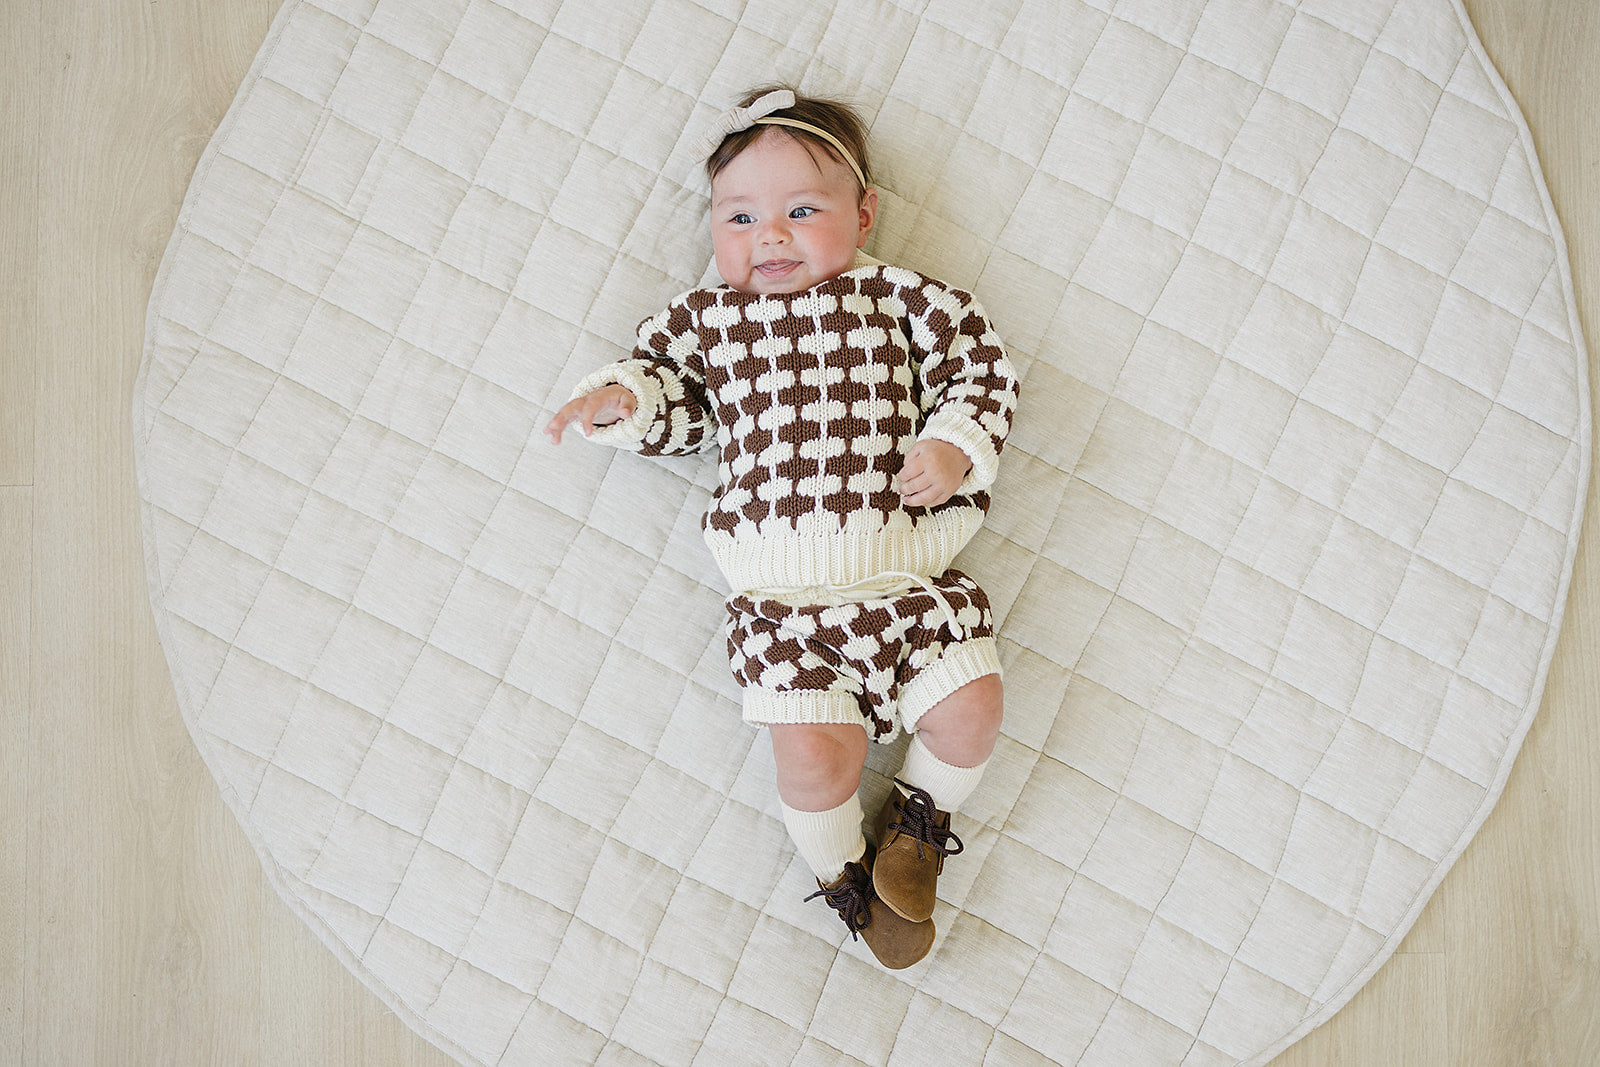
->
[135, 0, 1590, 1063]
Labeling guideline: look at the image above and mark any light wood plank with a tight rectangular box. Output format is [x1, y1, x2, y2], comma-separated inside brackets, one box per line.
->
[27, 0, 228, 1056]
[1, 0, 39, 485]
[1, 489, 31, 1065]
[1273, 952, 1450, 1067]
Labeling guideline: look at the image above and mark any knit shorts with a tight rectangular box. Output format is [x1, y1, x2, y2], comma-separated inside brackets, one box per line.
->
[725, 569, 1001, 742]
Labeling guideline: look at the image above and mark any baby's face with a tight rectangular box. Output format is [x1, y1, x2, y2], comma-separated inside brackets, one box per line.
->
[710, 129, 877, 295]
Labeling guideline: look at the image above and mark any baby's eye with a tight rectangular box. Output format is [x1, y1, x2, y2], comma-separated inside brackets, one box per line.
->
[730, 213, 754, 225]
[789, 206, 816, 219]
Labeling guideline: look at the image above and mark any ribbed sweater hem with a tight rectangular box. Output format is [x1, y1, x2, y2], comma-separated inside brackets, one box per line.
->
[706, 507, 983, 592]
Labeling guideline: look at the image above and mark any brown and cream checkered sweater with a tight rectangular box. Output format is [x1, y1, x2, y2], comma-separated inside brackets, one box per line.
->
[574, 260, 1019, 593]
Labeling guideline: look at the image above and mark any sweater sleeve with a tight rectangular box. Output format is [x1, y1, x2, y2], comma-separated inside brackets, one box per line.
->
[902, 275, 1019, 491]
[569, 297, 715, 456]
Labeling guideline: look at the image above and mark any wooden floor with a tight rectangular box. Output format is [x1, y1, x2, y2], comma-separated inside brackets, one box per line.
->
[4, 1, 1596, 1063]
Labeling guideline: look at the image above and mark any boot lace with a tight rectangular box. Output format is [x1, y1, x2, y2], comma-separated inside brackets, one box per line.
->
[889, 779, 965, 861]
[805, 862, 873, 938]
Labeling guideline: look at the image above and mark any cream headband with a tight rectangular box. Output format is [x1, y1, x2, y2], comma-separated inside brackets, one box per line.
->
[693, 89, 869, 191]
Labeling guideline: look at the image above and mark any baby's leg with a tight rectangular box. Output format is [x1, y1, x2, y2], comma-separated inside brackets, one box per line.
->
[874, 674, 1004, 924]
[773, 720, 937, 968]
[770, 722, 869, 881]
[892, 569, 1003, 815]
[728, 593, 937, 966]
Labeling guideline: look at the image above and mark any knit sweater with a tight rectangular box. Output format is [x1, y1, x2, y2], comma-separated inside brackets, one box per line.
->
[573, 258, 1019, 593]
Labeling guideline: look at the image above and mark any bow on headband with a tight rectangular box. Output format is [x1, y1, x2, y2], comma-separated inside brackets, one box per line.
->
[691, 88, 868, 190]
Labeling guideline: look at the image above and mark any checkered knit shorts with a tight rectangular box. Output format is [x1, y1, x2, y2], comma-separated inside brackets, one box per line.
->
[725, 569, 1001, 742]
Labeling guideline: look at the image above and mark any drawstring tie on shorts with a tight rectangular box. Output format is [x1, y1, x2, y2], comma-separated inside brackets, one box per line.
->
[746, 571, 965, 639]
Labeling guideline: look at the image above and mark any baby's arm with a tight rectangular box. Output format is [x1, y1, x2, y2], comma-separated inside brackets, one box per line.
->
[544, 385, 638, 445]
[908, 279, 1019, 493]
[546, 297, 714, 456]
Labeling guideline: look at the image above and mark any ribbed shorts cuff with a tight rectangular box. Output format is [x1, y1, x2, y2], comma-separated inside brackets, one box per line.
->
[901, 636, 1002, 732]
[742, 688, 865, 730]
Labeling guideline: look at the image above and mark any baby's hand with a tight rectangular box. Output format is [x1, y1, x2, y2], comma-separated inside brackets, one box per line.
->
[897, 439, 972, 508]
[544, 385, 638, 445]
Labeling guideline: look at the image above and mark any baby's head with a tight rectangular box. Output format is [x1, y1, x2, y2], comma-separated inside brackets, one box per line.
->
[702, 87, 878, 295]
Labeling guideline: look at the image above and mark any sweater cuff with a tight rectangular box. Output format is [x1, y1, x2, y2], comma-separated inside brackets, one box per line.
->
[570, 363, 664, 449]
[919, 415, 1000, 491]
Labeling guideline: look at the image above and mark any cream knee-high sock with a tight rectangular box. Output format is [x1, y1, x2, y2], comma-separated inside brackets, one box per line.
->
[898, 733, 988, 813]
[781, 795, 867, 882]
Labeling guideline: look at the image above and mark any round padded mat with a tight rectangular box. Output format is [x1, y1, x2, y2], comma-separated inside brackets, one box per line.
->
[136, 0, 1589, 1062]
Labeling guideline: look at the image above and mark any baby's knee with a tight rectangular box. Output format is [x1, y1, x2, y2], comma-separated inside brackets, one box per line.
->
[771, 723, 868, 791]
[914, 673, 1004, 744]
[970, 672, 1003, 716]
[952, 673, 1004, 732]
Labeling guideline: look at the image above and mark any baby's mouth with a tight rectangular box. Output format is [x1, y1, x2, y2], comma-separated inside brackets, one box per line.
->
[756, 259, 800, 277]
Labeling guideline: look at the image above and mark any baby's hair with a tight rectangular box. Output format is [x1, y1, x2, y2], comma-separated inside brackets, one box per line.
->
[705, 85, 873, 195]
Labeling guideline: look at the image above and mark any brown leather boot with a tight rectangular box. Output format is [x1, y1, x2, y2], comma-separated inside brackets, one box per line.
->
[871, 779, 964, 923]
[806, 845, 935, 970]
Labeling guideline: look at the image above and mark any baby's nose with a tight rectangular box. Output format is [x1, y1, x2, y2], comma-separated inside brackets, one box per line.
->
[758, 218, 790, 243]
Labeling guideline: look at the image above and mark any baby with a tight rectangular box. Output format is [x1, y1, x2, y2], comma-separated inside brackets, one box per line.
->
[545, 86, 1018, 969]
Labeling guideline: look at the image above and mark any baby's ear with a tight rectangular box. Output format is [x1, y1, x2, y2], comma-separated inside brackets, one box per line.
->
[857, 187, 879, 245]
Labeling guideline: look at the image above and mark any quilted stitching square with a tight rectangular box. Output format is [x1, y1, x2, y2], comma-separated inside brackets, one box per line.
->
[227, 77, 321, 181]
[499, 799, 604, 912]
[539, 920, 641, 1035]
[260, 4, 363, 103]
[459, 881, 565, 992]
[327, 33, 436, 141]
[252, 188, 360, 294]
[1265, 11, 1370, 118]
[1205, 0, 1297, 71]
[962, 835, 1072, 948]
[1157, 642, 1262, 749]
[919, 914, 1036, 1025]
[967, 57, 1071, 167]
[1301, 128, 1412, 236]
[310, 608, 424, 714]
[1077, 798, 1192, 913]
[997, 172, 1106, 281]
[999, 0, 1103, 81]
[1076, 207, 1188, 316]
[1156, 837, 1273, 953]
[1040, 95, 1144, 203]
[1188, 364, 1294, 469]
[1235, 880, 1356, 997]
[428, 963, 533, 1065]
[1343, 49, 1443, 161]
[1120, 916, 1234, 1035]
[1117, 130, 1220, 240]
[439, 0, 548, 101]
[1147, 248, 1261, 353]
[1267, 202, 1369, 318]
[1147, 54, 1258, 158]
[1122, 715, 1225, 831]
[387, 840, 496, 954]
[1415, 92, 1515, 201]
[609, 959, 723, 1064]
[1300, 326, 1415, 433]
[1004, 955, 1117, 1062]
